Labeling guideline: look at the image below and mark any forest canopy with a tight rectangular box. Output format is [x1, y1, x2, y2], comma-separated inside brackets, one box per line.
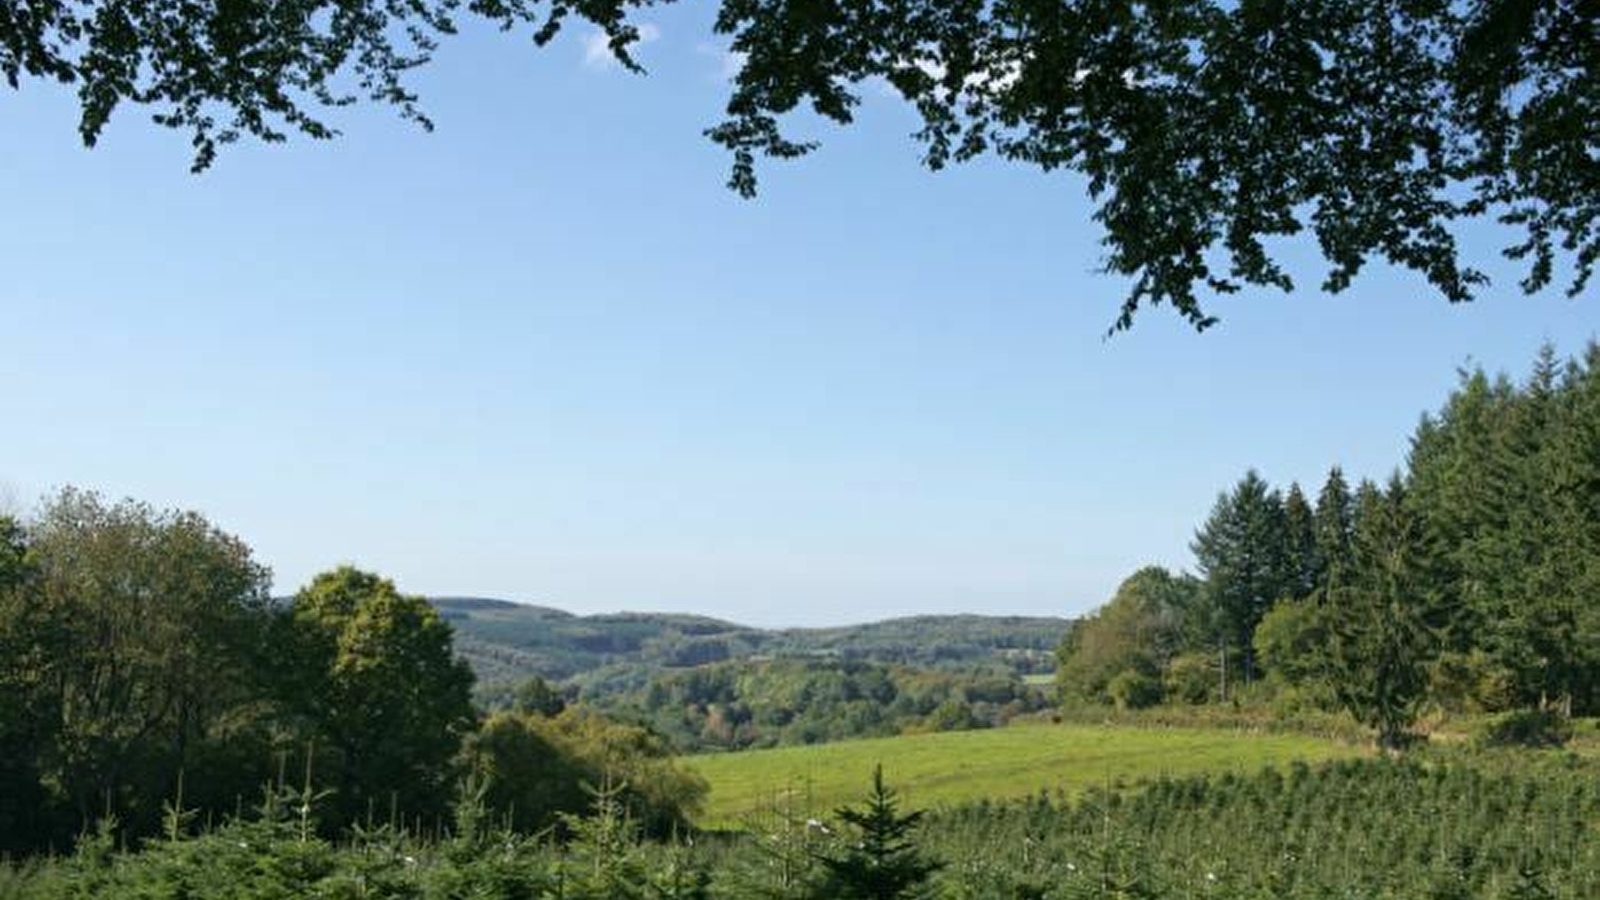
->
[0, 496, 704, 856]
[1058, 342, 1600, 747]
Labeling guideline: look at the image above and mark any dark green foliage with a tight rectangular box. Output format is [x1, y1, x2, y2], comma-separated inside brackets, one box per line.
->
[0, 515, 52, 853]
[1280, 483, 1318, 601]
[0, 492, 531, 852]
[511, 674, 568, 717]
[809, 766, 941, 900]
[1070, 343, 1600, 745]
[1105, 670, 1162, 712]
[285, 567, 478, 831]
[6, 757, 1595, 900]
[1191, 470, 1290, 681]
[1477, 709, 1575, 749]
[1312, 466, 1355, 589]
[0, 490, 277, 851]
[7, 1, 1591, 327]
[609, 658, 1047, 753]
[1325, 478, 1443, 750]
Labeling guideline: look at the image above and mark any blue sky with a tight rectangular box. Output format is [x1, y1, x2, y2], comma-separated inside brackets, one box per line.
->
[2, 7, 1594, 625]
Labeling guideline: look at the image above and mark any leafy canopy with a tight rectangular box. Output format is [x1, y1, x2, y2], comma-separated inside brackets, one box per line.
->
[3, 0, 1593, 327]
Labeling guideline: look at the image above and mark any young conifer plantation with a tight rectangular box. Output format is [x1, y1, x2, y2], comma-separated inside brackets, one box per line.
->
[2, 346, 1597, 898]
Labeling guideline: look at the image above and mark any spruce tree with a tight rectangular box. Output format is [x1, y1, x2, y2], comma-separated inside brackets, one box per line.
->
[810, 766, 942, 900]
[1281, 483, 1317, 600]
[1312, 467, 1354, 592]
[1191, 470, 1289, 682]
[1326, 478, 1443, 750]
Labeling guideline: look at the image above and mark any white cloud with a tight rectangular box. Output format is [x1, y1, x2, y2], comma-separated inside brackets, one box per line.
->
[583, 22, 661, 70]
[694, 43, 747, 82]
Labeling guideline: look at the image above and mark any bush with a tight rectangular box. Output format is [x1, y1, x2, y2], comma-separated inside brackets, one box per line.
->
[1162, 653, 1216, 705]
[1477, 708, 1574, 748]
[1106, 670, 1163, 711]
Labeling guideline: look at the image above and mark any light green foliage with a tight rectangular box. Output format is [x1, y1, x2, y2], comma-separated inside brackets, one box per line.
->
[1251, 598, 1327, 688]
[287, 567, 477, 829]
[1055, 567, 1199, 706]
[924, 757, 1600, 900]
[1160, 653, 1217, 706]
[464, 709, 706, 837]
[686, 722, 1361, 828]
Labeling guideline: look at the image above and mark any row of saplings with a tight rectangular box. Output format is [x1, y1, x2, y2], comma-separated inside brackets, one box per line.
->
[0, 765, 938, 900]
[4, 757, 1595, 900]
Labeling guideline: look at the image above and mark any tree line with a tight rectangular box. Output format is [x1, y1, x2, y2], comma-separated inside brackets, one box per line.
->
[0, 490, 704, 856]
[598, 658, 1050, 753]
[1058, 343, 1600, 747]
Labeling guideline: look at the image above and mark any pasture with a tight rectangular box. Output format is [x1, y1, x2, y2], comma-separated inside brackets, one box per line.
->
[686, 720, 1364, 826]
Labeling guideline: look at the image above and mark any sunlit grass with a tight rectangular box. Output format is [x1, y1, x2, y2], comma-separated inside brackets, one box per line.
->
[687, 720, 1365, 827]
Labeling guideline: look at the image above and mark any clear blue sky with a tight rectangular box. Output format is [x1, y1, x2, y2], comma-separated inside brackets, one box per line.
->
[2, 7, 1594, 625]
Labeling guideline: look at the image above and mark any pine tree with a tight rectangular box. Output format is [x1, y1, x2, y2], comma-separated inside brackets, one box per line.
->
[1325, 478, 1444, 750]
[1312, 467, 1354, 592]
[810, 766, 942, 900]
[1281, 483, 1317, 600]
[1191, 470, 1289, 682]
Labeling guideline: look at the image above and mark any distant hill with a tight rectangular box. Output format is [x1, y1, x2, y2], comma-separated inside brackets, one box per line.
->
[429, 597, 1071, 698]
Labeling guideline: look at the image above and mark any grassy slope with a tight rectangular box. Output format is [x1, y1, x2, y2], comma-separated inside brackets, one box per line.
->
[686, 721, 1364, 826]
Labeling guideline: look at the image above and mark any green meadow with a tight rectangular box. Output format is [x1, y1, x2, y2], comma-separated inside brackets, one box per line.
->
[686, 721, 1365, 826]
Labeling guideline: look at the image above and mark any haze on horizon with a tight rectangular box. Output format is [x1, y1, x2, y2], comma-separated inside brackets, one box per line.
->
[3, 5, 1594, 628]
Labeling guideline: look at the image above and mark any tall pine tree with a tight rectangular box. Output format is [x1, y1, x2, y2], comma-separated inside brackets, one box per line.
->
[1281, 483, 1317, 600]
[1191, 470, 1289, 682]
[1312, 467, 1354, 593]
[1326, 478, 1444, 750]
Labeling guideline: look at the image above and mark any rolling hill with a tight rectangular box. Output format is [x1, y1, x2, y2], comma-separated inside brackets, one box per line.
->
[430, 596, 1071, 699]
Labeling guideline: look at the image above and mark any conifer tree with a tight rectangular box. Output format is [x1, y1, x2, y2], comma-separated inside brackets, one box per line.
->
[1326, 478, 1444, 750]
[1191, 470, 1289, 681]
[1311, 467, 1354, 592]
[1281, 483, 1317, 600]
[810, 766, 942, 900]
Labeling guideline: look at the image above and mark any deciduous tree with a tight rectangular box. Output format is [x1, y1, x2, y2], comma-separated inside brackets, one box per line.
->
[5, 1, 1591, 327]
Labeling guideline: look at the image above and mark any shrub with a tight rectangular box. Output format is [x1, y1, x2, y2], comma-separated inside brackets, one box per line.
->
[1477, 708, 1574, 748]
[1106, 670, 1163, 711]
[1162, 653, 1216, 705]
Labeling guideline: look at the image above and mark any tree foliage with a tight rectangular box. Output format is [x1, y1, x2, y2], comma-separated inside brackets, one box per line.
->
[284, 566, 477, 828]
[809, 765, 942, 900]
[1324, 478, 1443, 749]
[19, 489, 275, 841]
[3, 0, 1593, 326]
[1064, 343, 1600, 744]
[0, 493, 690, 853]
[1055, 566, 1199, 706]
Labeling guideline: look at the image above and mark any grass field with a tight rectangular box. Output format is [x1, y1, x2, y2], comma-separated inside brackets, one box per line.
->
[686, 721, 1365, 826]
